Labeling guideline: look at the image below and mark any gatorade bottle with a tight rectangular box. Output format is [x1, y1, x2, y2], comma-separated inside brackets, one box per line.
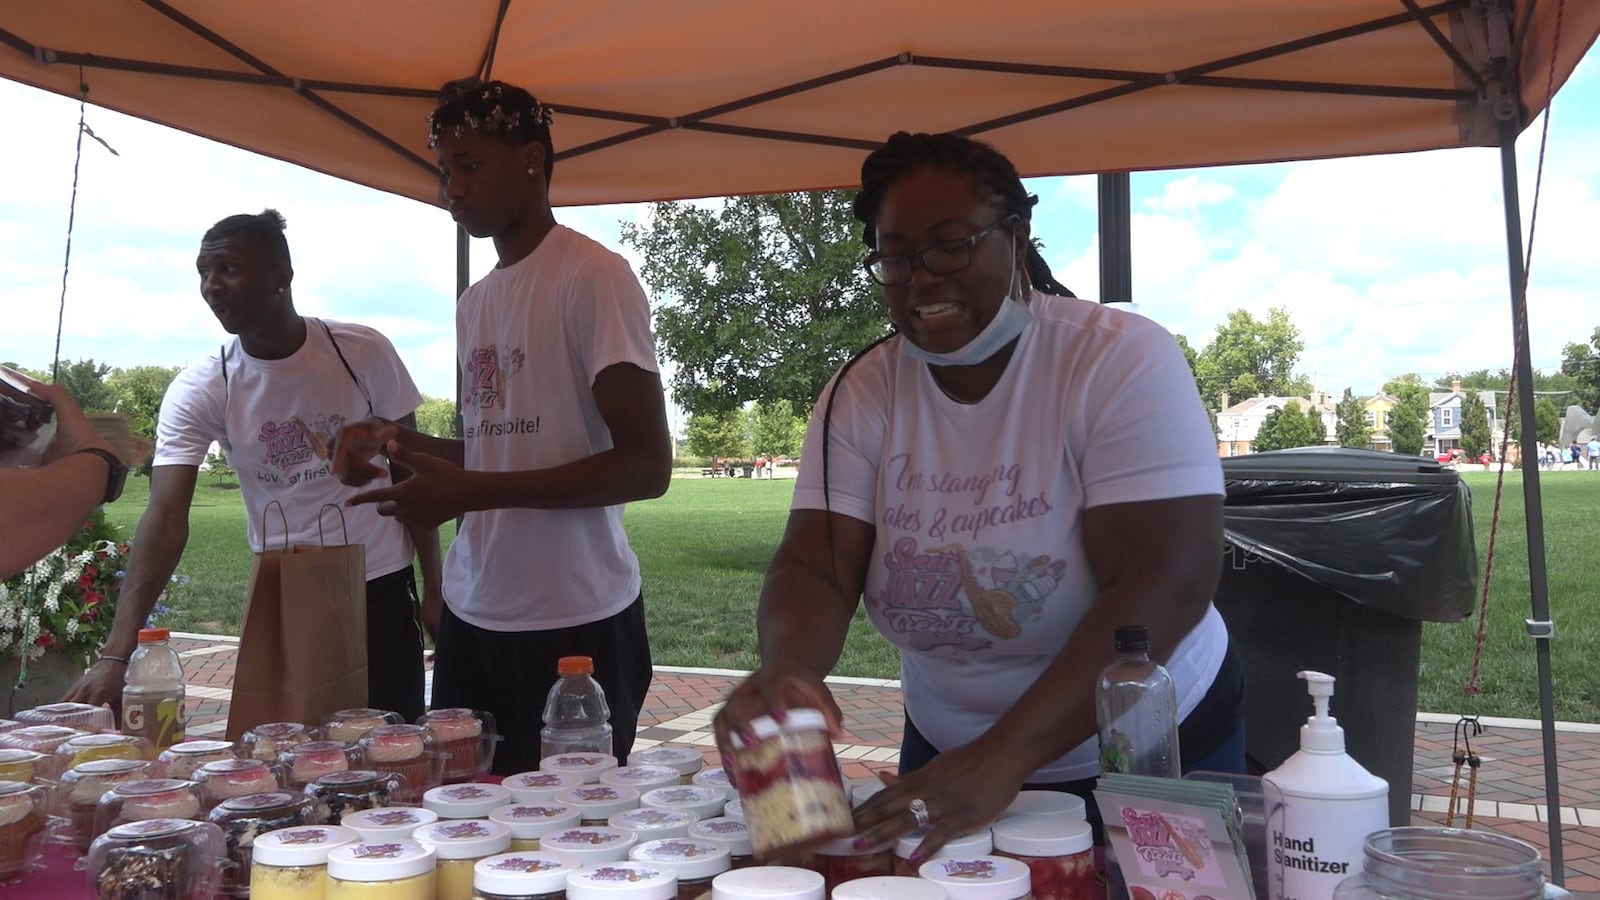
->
[539, 655, 614, 760]
[122, 628, 187, 750]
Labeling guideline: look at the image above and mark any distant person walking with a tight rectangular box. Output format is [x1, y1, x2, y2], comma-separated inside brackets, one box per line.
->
[1589, 438, 1600, 470]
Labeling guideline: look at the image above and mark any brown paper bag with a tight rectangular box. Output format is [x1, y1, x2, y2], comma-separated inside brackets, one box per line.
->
[226, 503, 367, 740]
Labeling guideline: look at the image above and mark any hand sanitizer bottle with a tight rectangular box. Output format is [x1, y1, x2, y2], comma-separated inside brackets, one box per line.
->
[1264, 671, 1389, 900]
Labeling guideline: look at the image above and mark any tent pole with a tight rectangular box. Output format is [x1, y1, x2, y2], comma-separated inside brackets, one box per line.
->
[454, 224, 469, 440]
[1497, 122, 1563, 886]
[1097, 173, 1131, 303]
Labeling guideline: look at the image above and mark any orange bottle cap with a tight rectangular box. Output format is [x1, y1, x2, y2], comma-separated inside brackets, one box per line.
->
[138, 628, 171, 642]
[557, 655, 595, 676]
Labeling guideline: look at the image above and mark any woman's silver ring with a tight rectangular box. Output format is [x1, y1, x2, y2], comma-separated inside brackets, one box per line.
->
[909, 798, 930, 829]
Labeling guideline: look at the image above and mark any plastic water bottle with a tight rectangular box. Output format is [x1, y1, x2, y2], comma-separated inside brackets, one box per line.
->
[1096, 624, 1181, 777]
[539, 655, 614, 760]
[122, 627, 187, 750]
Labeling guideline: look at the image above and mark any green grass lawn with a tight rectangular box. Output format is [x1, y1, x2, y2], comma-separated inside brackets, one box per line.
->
[104, 468, 1597, 722]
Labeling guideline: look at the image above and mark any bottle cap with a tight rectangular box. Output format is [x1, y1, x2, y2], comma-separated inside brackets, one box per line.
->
[558, 655, 596, 676]
[1299, 670, 1346, 753]
[1113, 625, 1149, 652]
[138, 628, 171, 643]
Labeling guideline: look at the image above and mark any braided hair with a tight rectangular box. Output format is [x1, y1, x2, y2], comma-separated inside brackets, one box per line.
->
[201, 209, 291, 266]
[853, 131, 1074, 298]
[429, 78, 557, 187]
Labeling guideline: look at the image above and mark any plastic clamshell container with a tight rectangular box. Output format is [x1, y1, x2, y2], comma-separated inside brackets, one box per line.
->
[95, 777, 205, 836]
[0, 725, 90, 776]
[342, 806, 439, 842]
[538, 825, 639, 865]
[359, 724, 441, 803]
[558, 783, 642, 823]
[709, 865, 825, 899]
[423, 781, 513, 818]
[833, 875, 951, 899]
[603, 764, 684, 794]
[243, 722, 320, 763]
[86, 817, 228, 900]
[250, 824, 360, 900]
[566, 860, 677, 899]
[504, 769, 586, 803]
[280, 740, 365, 788]
[158, 739, 242, 781]
[320, 707, 404, 744]
[197, 757, 282, 808]
[611, 805, 698, 841]
[208, 791, 315, 896]
[54, 732, 151, 771]
[0, 780, 48, 879]
[493, 802, 582, 848]
[305, 770, 402, 825]
[418, 707, 498, 783]
[628, 747, 705, 783]
[53, 758, 153, 850]
[325, 838, 437, 900]
[540, 752, 619, 784]
[916, 855, 1034, 899]
[15, 701, 115, 732]
[0, 748, 44, 783]
[473, 850, 578, 898]
[726, 709, 850, 858]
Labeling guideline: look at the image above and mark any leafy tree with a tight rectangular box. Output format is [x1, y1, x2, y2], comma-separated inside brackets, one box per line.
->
[748, 399, 804, 461]
[51, 358, 116, 412]
[1435, 367, 1578, 397]
[1458, 392, 1492, 459]
[621, 190, 887, 417]
[1383, 374, 1431, 456]
[1254, 401, 1323, 451]
[1560, 328, 1600, 412]
[1335, 388, 1373, 449]
[106, 365, 179, 442]
[1534, 397, 1561, 445]
[1192, 308, 1307, 412]
[413, 396, 457, 438]
[683, 407, 750, 462]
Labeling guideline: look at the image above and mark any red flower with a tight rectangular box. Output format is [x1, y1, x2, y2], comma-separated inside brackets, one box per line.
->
[84, 591, 103, 606]
[79, 574, 95, 590]
[35, 634, 55, 648]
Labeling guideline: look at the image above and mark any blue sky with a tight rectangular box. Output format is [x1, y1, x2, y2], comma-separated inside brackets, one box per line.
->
[2, 46, 1596, 430]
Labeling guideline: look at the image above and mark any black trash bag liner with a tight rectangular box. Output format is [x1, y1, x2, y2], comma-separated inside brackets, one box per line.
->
[1221, 446, 1477, 623]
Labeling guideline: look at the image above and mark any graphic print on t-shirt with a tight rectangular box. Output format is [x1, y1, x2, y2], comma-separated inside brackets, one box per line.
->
[465, 343, 526, 411]
[872, 537, 1064, 652]
[256, 414, 345, 485]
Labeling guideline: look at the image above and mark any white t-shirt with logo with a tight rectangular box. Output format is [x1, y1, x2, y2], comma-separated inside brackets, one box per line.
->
[154, 318, 423, 580]
[793, 293, 1227, 782]
[445, 225, 659, 631]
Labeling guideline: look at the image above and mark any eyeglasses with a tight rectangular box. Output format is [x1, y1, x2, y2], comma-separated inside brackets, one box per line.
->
[863, 214, 1019, 286]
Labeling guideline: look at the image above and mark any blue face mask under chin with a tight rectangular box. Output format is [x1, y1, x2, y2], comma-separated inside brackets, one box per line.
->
[898, 293, 1033, 367]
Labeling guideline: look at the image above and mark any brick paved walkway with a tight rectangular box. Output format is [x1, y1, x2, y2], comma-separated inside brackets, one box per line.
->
[172, 634, 1600, 895]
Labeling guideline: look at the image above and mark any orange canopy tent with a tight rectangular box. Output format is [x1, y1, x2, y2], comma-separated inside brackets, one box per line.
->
[5, 0, 1598, 882]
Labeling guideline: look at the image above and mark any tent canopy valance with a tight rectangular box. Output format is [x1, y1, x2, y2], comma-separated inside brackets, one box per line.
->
[2, 1, 1595, 208]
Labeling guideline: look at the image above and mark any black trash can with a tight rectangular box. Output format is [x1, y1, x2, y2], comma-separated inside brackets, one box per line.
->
[1215, 447, 1477, 826]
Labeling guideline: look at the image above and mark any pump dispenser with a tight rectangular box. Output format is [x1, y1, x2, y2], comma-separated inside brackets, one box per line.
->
[1264, 671, 1388, 900]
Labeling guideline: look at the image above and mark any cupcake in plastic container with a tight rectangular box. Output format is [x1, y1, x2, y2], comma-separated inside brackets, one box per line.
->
[419, 708, 498, 783]
[304, 770, 404, 825]
[0, 781, 47, 880]
[359, 724, 441, 803]
[279, 740, 365, 788]
[0, 749, 44, 784]
[54, 733, 152, 772]
[321, 708, 403, 744]
[0, 725, 90, 779]
[196, 758, 282, 810]
[15, 701, 115, 733]
[94, 778, 205, 838]
[53, 759, 153, 852]
[206, 791, 314, 896]
[241, 722, 318, 763]
[87, 818, 227, 900]
[157, 739, 242, 780]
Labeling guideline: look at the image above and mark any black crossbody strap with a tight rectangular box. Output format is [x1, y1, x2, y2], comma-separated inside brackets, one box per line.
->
[318, 319, 374, 417]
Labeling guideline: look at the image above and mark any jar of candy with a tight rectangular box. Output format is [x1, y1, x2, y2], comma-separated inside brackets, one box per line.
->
[628, 747, 704, 785]
[725, 709, 850, 858]
[557, 784, 642, 825]
[414, 818, 514, 900]
[87, 818, 228, 899]
[251, 824, 360, 900]
[321, 708, 404, 744]
[833, 876, 950, 899]
[539, 752, 618, 784]
[208, 791, 315, 895]
[281, 740, 366, 788]
[504, 770, 584, 803]
[420, 708, 498, 783]
[687, 817, 754, 869]
[0, 780, 47, 879]
[611, 806, 698, 843]
[991, 818, 1095, 900]
[603, 765, 683, 795]
[708, 865, 824, 899]
[895, 828, 993, 877]
[197, 758, 282, 809]
[566, 860, 677, 899]
[805, 836, 893, 894]
[56, 759, 152, 852]
[95, 778, 205, 836]
[342, 806, 440, 843]
[306, 770, 402, 824]
[493, 802, 582, 851]
[360, 724, 441, 803]
[326, 838, 438, 900]
[631, 837, 731, 900]
[243, 722, 318, 763]
[538, 825, 639, 865]
[472, 850, 577, 899]
[425, 782, 514, 819]
[917, 855, 1034, 899]
[158, 739, 242, 780]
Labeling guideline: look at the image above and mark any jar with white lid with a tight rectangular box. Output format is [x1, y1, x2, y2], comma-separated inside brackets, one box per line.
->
[197, 757, 282, 809]
[687, 817, 753, 869]
[250, 823, 359, 900]
[832, 875, 949, 899]
[612, 806, 698, 842]
[628, 747, 704, 784]
[722, 798, 743, 821]
[806, 836, 894, 894]
[208, 790, 315, 895]
[539, 825, 639, 865]
[494, 802, 582, 850]
[415, 818, 514, 900]
[709, 865, 824, 899]
[541, 752, 619, 784]
[894, 828, 993, 877]
[1000, 792, 1085, 826]
[281, 740, 366, 788]
[566, 860, 677, 899]
[557, 783, 642, 824]
[342, 806, 439, 842]
[631, 837, 731, 900]
[244, 722, 319, 763]
[505, 770, 586, 803]
[305, 770, 402, 824]
[473, 851, 577, 899]
[641, 786, 727, 822]
[917, 855, 1034, 899]
[158, 739, 242, 780]
[725, 709, 850, 858]
[325, 838, 437, 900]
[603, 764, 683, 794]
[55, 758, 152, 852]
[426, 781, 515, 818]
[692, 768, 735, 797]
[990, 818, 1095, 900]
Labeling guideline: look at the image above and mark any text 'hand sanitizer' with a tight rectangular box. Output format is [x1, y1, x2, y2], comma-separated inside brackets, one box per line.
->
[1264, 671, 1388, 900]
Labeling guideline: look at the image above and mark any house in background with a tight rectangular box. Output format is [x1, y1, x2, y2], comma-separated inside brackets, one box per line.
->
[1216, 393, 1337, 456]
[1425, 380, 1504, 458]
[1364, 392, 1398, 451]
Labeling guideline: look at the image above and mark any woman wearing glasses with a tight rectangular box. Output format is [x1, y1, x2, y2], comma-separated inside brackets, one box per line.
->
[714, 132, 1242, 861]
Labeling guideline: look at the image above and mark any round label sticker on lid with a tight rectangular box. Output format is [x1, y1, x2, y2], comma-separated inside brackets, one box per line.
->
[413, 818, 512, 859]
[342, 806, 439, 840]
[917, 855, 1032, 899]
[629, 837, 731, 881]
[326, 838, 436, 882]
[423, 781, 513, 817]
[565, 861, 675, 899]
